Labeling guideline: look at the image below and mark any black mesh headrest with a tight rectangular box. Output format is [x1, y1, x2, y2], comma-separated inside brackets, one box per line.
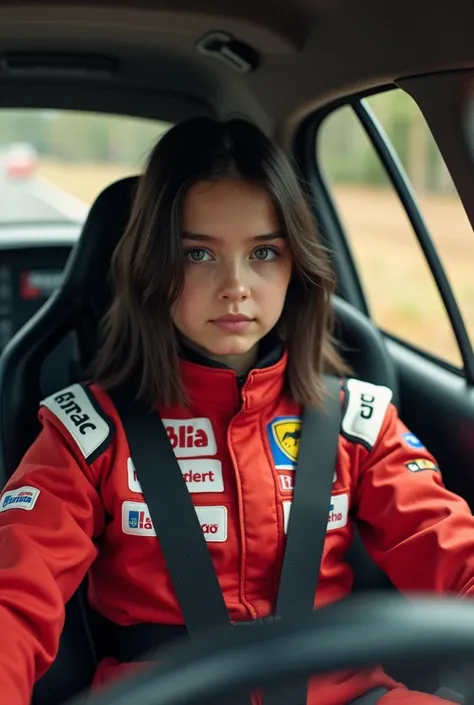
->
[61, 175, 139, 318]
[46, 175, 140, 370]
[0, 173, 398, 480]
[0, 176, 140, 477]
[66, 176, 397, 398]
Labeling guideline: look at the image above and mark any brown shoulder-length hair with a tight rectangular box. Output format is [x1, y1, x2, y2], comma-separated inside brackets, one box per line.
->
[89, 116, 350, 410]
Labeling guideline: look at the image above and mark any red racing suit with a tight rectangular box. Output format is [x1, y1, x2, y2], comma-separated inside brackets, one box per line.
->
[1, 348, 474, 705]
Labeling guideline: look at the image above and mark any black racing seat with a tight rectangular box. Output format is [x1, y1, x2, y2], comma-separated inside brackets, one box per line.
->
[0, 176, 399, 480]
[0, 177, 400, 705]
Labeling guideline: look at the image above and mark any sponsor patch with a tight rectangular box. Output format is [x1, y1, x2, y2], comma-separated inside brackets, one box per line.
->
[122, 502, 227, 542]
[122, 501, 155, 536]
[282, 500, 292, 533]
[196, 506, 227, 542]
[127, 458, 143, 493]
[127, 457, 224, 494]
[178, 459, 224, 493]
[279, 474, 294, 492]
[267, 416, 302, 469]
[282, 493, 349, 535]
[0, 486, 40, 512]
[341, 379, 392, 450]
[40, 384, 111, 460]
[328, 493, 349, 530]
[162, 418, 217, 458]
[402, 432, 425, 450]
[405, 458, 438, 473]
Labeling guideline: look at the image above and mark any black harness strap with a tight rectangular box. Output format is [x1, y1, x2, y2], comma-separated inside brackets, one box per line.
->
[264, 376, 342, 705]
[111, 389, 231, 637]
[276, 377, 341, 620]
[110, 374, 342, 705]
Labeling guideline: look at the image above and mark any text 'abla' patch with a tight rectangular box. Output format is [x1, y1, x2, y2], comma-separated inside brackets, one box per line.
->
[162, 417, 217, 458]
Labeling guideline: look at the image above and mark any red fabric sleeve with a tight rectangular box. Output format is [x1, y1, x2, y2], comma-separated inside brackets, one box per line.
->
[354, 403, 474, 597]
[0, 408, 106, 705]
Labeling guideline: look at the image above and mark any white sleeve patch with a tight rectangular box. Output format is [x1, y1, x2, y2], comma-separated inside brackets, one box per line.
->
[40, 384, 111, 460]
[341, 378, 393, 449]
[0, 486, 40, 512]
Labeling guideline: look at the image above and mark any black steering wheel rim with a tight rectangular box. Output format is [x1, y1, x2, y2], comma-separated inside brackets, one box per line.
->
[68, 594, 474, 705]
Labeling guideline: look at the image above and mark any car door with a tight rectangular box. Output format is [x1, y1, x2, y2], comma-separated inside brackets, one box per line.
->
[294, 70, 474, 508]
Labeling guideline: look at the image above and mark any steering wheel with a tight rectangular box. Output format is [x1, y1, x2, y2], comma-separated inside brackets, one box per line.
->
[68, 594, 474, 705]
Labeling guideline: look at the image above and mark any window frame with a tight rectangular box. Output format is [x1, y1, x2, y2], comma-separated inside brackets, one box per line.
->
[294, 83, 474, 382]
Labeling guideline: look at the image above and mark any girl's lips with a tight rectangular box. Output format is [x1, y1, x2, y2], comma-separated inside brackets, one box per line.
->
[211, 318, 253, 333]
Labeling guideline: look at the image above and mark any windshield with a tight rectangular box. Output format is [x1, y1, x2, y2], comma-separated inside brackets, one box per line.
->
[0, 109, 171, 226]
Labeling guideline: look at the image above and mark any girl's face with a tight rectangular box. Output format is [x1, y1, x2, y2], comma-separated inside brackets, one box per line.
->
[172, 179, 293, 374]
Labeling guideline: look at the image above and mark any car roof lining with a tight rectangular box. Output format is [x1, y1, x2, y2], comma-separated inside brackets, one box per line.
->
[0, 81, 216, 125]
[0, 1, 472, 142]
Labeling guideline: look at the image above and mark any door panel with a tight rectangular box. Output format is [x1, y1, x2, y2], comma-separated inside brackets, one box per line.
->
[388, 338, 474, 507]
[298, 71, 474, 508]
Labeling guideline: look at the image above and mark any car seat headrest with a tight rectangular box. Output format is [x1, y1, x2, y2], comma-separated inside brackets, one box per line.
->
[62, 175, 139, 314]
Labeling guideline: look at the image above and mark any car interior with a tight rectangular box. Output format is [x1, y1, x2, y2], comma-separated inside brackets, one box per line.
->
[1, 1, 474, 704]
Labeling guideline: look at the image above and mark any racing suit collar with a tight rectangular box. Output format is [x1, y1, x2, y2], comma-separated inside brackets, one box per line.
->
[178, 334, 288, 412]
[179, 332, 283, 371]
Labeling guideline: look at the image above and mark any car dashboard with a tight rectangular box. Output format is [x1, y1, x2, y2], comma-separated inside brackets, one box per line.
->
[0, 223, 80, 393]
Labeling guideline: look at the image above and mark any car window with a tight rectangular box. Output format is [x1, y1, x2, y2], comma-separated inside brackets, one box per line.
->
[0, 109, 172, 355]
[317, 88, 473, 369]
[0, 109, 171, 224]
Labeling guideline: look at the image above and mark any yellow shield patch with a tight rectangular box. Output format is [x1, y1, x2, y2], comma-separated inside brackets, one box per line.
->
[271, 419, 302, 463]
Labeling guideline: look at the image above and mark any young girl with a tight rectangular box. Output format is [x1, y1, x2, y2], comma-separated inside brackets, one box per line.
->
[0, 116, 473, 705]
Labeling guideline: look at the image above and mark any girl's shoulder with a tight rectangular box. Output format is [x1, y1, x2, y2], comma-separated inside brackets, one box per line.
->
[38, 380, 117, 465]
[340, 377, 394, 452]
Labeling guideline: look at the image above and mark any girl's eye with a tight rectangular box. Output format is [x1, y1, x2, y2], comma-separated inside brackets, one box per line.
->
[252, 246, 279, 261]
[184, 247, 212, 263]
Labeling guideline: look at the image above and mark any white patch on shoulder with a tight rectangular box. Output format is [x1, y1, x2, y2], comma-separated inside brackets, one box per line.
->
[40, 384, 111, 460]
[0, 486, 40, 512]
[341, 378, 393, 449]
